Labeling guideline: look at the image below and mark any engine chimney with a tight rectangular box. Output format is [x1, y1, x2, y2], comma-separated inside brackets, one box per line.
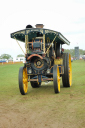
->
[35, 24, 44, 28]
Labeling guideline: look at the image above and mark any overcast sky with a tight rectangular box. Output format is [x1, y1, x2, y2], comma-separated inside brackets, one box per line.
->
[0, 0, 85, 57]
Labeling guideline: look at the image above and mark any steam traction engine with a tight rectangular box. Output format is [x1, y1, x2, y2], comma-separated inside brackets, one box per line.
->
[11, 24, 72, 95]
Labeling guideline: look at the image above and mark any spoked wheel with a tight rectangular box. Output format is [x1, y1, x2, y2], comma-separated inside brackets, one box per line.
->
[19, 67, 28, 95]
[62, 53, 72, 87]
[53, 65, 60, 93]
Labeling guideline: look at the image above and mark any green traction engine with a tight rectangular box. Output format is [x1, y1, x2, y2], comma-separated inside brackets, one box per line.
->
[11, 24, 72, 95]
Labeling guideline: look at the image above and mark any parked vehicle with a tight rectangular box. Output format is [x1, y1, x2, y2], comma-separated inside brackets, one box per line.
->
[11, 24, 72, 95]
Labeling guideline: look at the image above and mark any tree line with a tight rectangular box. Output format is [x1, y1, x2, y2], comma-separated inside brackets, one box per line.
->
[64, 49, 85, 57]
[0, 54, 24, 60]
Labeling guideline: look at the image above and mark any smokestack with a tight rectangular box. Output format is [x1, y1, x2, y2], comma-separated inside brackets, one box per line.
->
[35, 24, 44, 28]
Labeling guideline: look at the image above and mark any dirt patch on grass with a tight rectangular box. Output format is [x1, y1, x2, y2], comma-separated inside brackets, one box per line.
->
[0, 85, 85, 128]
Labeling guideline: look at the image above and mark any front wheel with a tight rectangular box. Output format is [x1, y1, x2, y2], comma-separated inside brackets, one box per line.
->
[19, 67, 28, 95]
[53, 65, 60, 93]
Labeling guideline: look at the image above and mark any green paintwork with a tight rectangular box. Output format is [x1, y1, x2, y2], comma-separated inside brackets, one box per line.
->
[11, 28, 70, 45]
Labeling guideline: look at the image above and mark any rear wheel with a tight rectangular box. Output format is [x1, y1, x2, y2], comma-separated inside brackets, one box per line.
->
[31, 82, 41, 88]
[53, 65, 60, 93]
[30, 76, 41, 88]
[62, 53, 72, 87]
[19, 67, 28, 95]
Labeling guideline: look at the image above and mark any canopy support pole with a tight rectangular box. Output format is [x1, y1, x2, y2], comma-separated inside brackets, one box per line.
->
[43, 34, 45, 53]
[46, 35, 57, 54]
[25, 35, 28, 54]
[14, 37, 25, 55]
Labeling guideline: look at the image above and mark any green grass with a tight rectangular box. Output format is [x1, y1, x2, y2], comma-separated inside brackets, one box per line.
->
[0, 60, 85, 128]
[0, 60, 85, 102]
[0, 63, 23, 99]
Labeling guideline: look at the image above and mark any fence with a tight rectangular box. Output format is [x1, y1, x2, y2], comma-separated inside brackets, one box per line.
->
[0, 61, 23, 65]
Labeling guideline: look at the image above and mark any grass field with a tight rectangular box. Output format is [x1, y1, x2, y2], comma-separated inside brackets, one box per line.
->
[0, 60, 85, 128]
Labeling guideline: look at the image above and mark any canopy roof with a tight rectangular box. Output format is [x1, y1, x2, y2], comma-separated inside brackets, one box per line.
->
[11, 28, 70, 45]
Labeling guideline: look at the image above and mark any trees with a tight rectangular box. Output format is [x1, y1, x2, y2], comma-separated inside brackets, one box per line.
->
[64, 49, 85, 57]
[64, 49, 75, 57]
[0, 54, 12, 60]
[0, 54, 24, 60]
[17, 54, 25, 57]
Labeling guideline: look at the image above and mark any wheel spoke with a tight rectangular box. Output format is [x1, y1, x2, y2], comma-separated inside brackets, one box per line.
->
[23, 68, 28, 93]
